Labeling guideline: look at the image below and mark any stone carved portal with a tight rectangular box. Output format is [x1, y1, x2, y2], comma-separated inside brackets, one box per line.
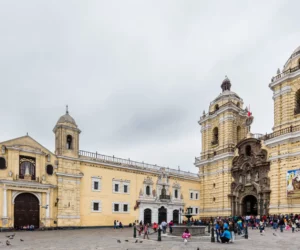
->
[230, 138, 270, 216]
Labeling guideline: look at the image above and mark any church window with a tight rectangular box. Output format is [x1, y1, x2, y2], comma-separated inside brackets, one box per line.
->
[237, 102, 240, 108]
[295, 89, 300, 115]
[92, 201, 101, 212]
[114, 184, 119, 192]
[212, 127, 219, 145]
[19, 156, 35, 180]
[123, 204, 128, 212]
[190, 192, 193, 199]
[0, 157, 6, 169]
[214, 104, 219, 111]
[237, 126, 241, 143]
[146, 186, 150, 195]
[246, 145, 251, 156]
[46, 165, 53, 175]
[66, 135, 73, 149]
[174, 189, 178, 198]
[195, 193, 198, 199]
[92, 177, 101, 191]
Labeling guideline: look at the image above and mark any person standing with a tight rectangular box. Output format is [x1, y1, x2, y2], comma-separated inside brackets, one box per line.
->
[143, 223, 149, 239]
[113, 220, 116, 229]
[229, 220, 235, 243]
[169, 220, 174, 234]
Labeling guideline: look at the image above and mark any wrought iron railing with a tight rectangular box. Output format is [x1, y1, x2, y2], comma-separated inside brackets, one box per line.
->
[261, 125, 300, 140]
[159, 194, 171, 200]
[78, 150, 198, 178]
[271, 65, 300, 82]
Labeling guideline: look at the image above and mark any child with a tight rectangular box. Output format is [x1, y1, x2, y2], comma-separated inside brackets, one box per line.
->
[292, 221, 296, 233]
[182, 228, 191, 244]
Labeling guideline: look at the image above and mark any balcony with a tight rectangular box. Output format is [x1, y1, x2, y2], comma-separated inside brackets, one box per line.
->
[159, 194, 171, 200]
[271, 65, 300, 83]
[262, 125, 300, 141]
[17, 174, 39, 182]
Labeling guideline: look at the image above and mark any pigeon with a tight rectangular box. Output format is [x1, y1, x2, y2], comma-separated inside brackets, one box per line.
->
[117, 240, 121, 243]
[6, 240, 10, 246]
[197, 248, 200, 250]
[20, 239, 24, 241]
[273, 233, 277, 236]
[139, 241, 143, 243]
[125, 240, 128, 242]
[135, 240, 138, 243]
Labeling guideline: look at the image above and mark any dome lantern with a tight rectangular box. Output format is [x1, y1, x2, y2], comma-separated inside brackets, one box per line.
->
[221, 76, 231, 92]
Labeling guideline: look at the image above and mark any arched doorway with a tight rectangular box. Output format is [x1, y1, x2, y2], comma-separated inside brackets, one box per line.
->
[158, 206, 167, 223]
[14, 193, 39, 229]
[243, 195, 258, 215]
[173, 210, 179, 224]
[144, 208, 152, 224]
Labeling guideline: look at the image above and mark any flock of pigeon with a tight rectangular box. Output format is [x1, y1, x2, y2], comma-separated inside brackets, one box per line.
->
[0, 233, 24, 247]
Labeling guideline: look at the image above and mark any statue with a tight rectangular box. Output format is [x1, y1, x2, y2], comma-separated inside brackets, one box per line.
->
[8, 170, 12, 177]
[139, 188, 143, 196]
[247, 172, 251, 182]
[239, 175, 243, 183]
[255, 172, 259, 182]
[152, 189, 156, 197]
[161, 185, 166, 196]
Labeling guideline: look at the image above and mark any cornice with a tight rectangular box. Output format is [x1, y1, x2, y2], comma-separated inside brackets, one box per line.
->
[195, 152, 234, 167]
[273, 86, 292, 100]
[0, 179, 56, 189]
[58, 156, 199, 181]
[269, 70, 300, 90]
[5, 146, 46, 156]
[269, 151, 300, 161]
[56, 172, 84, 178]
[264, 130, 300, 146]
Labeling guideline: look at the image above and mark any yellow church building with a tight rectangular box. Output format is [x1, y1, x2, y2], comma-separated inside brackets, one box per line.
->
[1, 45, 300, 229]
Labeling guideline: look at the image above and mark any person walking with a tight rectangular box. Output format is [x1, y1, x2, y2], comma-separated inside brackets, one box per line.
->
[143, 223, 149, 239]
[113, 220, 116, 229]
[229, 220, 235, 243]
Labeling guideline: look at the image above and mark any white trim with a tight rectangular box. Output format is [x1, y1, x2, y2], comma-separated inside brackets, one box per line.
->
[112, 202, 130, 213]
[269, 204, 300, 209]
[59, 155, 199, 181]
[198, 168, 231, 177]
[189, 190, 200, 200]
[56, 172, 83, 178]
[92, 177, 101, 192]
[12, 191, 42, 205]
[5, 145, 46, 155]
[201, 124, 211, 132]
[219, 115, 235, 124]
[269, 151, 300, 161]
[57, 215, 80, 219]
[264, 131, 300, 147]
[195, 152, 234, 167]
[269, 69, 300, 89]
[91, 200, 102, 212]
[273, 86, 292, 100]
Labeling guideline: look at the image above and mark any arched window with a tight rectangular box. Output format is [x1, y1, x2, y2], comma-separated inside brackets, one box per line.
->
[174, 189, 178, 198]
[0, 157, 6, 169]
[237, 102, 240, 108]
[237, 126, 241, 143]
[146, 186, 150, 196]
[246, 145, 251, 156]
[20, 161, 35, 177]
[212, 127, 219, 145]
[295, 89, 300, 115]
[214, 104, 219, 111]
[66, 135, 73, 149]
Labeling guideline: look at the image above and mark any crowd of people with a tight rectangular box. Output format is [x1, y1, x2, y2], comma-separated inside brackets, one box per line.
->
[114, 213, 300, 243]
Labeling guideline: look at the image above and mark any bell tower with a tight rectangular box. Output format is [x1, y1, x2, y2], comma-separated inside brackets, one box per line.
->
[53, 106, 81, 158]
[195, 77, 248, 217]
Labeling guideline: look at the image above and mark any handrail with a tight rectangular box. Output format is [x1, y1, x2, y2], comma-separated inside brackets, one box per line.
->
[271, 65, 300, 83]
[78, 150, 198, 178]
[261, 125, 300, 140]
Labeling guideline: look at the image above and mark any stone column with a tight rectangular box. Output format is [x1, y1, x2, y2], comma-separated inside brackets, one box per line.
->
[2, 185, 7, 218]
[46, 191, 50, 218]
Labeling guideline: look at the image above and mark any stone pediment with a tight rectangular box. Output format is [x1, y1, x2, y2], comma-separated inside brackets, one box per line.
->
[0, 135, 54, 156]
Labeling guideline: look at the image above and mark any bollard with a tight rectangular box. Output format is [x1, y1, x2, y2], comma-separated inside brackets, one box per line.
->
[158, 228, 162, 241]
[208, 223, 210, 234]
[245, 224, 248, 239]
[211, 225, 215, 242]
[133, 225, 137, 238]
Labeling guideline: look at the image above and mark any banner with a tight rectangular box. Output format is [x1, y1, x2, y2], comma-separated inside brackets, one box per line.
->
[287, 169, 300, 198]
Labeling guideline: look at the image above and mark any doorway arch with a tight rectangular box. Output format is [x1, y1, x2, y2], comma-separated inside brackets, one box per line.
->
[242, 195, 258, 215]
[173, 210, 179, 224]
[144, 208, 152, 224]
[14, 193, 40, 229]
[158, 206, 167, 223]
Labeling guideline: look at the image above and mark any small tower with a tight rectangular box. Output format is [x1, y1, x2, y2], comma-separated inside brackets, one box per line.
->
[195, 77, 248, 217]
[53, 106, 81, 158]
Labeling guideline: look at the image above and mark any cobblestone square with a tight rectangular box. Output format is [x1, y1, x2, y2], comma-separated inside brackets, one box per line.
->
[0, 227, 299, 250]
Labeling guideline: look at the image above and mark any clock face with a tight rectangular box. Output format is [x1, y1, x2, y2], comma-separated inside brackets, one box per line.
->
[245, 116, 254, 126]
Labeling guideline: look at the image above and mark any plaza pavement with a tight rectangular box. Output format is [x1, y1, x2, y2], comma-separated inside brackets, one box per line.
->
[0, 227, 299, 250]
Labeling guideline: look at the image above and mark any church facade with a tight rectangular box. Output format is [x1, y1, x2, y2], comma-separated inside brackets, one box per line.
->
[0, 45, 300, 229]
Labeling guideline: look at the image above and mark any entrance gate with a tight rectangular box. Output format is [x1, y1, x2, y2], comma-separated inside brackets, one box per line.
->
[144, 208, 152, 224]
[243, 195, 258, 215]
[14, 193, 39, 229]
[158, 206, 167, 223]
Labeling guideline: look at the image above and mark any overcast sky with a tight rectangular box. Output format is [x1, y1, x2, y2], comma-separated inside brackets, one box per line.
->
[0, 0, 299, 173]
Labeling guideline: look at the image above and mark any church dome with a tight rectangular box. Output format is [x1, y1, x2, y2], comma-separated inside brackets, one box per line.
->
[56, 107, 77, 126]
[283, 45, 300, 71]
